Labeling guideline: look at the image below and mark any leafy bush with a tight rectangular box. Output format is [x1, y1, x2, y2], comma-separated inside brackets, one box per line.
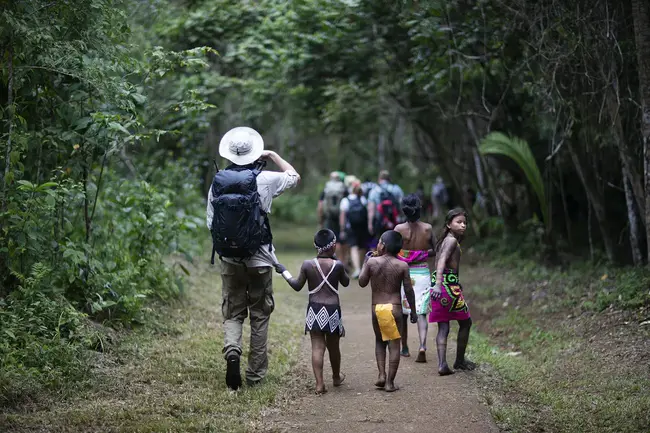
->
[0, 266, 93, 406]
[0, 165, 203, 405]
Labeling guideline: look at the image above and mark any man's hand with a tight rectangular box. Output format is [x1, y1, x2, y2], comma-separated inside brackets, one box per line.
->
[431, 283, 443, 301]
[410, 311, 418, 324]
[274, 263, 287, 274]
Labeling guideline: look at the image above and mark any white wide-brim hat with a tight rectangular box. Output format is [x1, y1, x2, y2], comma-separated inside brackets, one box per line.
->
[219, 126, 264, 166]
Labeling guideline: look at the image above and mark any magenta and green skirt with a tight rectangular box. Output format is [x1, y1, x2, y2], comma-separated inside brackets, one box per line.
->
[428, 270, 471, 323]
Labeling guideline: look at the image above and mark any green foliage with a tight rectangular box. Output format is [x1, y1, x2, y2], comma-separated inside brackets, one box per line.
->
[0, 0, 212, 404]
[479, 132, 548, 227]
[0, 270, 93, 406]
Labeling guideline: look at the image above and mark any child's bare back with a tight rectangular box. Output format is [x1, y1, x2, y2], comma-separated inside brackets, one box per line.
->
[358, 230, 416, 392]
[360, 255, 411, 306]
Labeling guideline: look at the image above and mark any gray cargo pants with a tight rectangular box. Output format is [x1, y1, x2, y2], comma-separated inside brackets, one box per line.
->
[220, 262, 275, 383]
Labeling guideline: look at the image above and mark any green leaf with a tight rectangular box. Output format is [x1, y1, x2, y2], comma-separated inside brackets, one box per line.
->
[36, 182, 58, 192]
[479, 132, 548, 227]
[108, 122, 131, 136]
[131, 93, 147, 104]
[178, 263, 191, 276]
[17, 180, 36, 191]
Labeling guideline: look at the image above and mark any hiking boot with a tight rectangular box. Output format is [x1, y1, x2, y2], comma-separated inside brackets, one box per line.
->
[226, 354, 242, 390]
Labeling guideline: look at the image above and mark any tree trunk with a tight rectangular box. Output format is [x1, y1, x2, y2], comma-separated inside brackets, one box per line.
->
[0, 39, 14, 292]
[2, 40, 14, 212]
[623, 170, 643, 265]
[631, 0, 650, 265]
[567, 140, 616, 262]
[606, 89, 646, 227]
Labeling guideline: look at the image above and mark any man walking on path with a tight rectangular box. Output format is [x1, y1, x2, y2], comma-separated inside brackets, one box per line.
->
[206, 126, 300, 390]
[367, 170, 404, 243]
[431, 176, 449, 219]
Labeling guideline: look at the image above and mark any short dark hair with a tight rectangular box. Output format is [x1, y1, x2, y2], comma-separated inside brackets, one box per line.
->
[314, 229, 336, 249]
[380, 230, 403, 255]
[402, 193, 421, 222]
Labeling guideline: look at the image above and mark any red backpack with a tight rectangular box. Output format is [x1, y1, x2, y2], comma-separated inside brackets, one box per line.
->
[375, 187, 398, 233]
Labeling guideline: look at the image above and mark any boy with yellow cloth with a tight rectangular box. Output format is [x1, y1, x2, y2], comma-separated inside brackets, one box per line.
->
[359, 230, 417, 392]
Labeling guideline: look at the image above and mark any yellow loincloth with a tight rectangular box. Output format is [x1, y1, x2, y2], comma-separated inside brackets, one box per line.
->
[374, 304, 401, 341]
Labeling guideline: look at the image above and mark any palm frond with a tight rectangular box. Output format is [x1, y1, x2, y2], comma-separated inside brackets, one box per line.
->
[479, 132, 548, 227]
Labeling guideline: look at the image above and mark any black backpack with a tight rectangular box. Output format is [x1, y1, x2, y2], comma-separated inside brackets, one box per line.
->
[347, 197, 367, 228]
[209, 166, 271, 264]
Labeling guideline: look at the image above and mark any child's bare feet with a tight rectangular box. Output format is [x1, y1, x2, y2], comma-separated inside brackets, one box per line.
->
[384, 382, 400, 392]
[333, 372, 346, 387]
[374, 374, 386, 388]
[438, 364, 454, 376]
[315, 386, 327, 395]
[453, 359, 477, 370]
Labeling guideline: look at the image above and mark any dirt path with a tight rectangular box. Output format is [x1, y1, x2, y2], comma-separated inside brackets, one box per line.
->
[262, 275, 499, 433]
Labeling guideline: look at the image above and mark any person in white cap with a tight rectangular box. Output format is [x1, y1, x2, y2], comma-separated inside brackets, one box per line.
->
[206, 126, 300, 390]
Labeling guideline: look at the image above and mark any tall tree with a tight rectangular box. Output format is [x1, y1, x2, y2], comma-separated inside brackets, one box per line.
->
[631, 0, 650, 265]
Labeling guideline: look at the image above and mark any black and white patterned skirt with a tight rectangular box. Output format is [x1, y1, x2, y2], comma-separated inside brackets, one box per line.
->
[305, 302, 345, 336]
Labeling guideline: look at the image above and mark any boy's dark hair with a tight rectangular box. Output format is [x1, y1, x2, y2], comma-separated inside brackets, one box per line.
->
[402, 193, 421, 222]
[380, 230, 403, 255]
[314, 229, 336, 248]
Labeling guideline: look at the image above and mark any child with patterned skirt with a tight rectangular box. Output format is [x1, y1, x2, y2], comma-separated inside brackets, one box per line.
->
[429, 208, 476, 375]
[359, 230, 417, 392]
[274, 229, 349, 394]
[395, 193, 436, 362]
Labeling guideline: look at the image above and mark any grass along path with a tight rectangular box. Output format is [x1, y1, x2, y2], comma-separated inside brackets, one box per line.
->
[4, 223, 646, 432]
[0, 250, 309, 433]
[461, 260, 650, 433]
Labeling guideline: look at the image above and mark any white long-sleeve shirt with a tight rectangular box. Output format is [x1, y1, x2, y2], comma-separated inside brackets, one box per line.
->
[206, 169, 300, 267]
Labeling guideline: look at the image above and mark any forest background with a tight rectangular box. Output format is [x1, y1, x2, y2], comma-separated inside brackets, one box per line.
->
[1, 0, 649, 418]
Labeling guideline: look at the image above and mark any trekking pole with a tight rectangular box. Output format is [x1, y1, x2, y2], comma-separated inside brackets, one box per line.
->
[213, 159, 219, 173]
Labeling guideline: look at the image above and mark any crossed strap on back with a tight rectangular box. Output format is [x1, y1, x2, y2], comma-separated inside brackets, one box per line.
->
[308, 258, 338, 295]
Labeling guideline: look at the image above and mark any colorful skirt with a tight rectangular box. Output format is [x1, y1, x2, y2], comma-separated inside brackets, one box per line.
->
[305, 302, 345, 336]
[401, 265, 432, 315]
[428, 270, 471, 322]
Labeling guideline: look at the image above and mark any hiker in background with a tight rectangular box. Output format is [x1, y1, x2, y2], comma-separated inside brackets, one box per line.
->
[274, 229, 349, 394]
[395, 194, 436, 361]
[361, 177, 377, 199]
[318, 172, 348, 263]
[415, 182, 429, 220]
[207, 126, 300, 390]
[359, 230, 417, 392]
[429, 208, 476, 376]
[367, 170, 404, 246]
[339, 182, 370, 279]
[431, 176, 449, 219]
